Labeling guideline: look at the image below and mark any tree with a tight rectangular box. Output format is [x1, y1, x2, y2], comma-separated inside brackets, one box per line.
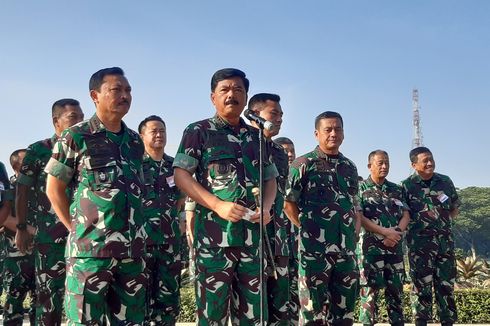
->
[453, 187, 490, 258]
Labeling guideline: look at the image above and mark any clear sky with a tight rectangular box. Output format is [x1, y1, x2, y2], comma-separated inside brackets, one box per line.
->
[1, 1, 489, 188]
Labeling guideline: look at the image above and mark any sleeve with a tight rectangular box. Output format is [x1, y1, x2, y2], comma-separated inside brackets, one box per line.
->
[0, 162, 11, 204]
[448, 178, 461, 209]
[284, 158, 307, 203]
[44, 129, 78, 184]
[17, 144, 38, 186]
[172, 124, 202, 175]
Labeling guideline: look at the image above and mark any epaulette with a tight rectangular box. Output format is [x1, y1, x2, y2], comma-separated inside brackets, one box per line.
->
[291, 156, 309, 169]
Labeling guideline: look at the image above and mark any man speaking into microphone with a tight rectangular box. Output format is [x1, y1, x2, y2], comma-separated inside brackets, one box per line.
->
[173, 68, 278, 325]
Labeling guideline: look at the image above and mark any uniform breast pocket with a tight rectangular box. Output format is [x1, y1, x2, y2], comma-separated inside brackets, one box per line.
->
[87, 161, 118, 191]
[208, 159, 237, 192]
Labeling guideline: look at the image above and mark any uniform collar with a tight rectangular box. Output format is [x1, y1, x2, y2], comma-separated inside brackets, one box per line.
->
[211, 114, 248, 131]
[314, 145, 344, 161]
[88, 114, 128, 135]
[411, 171, 441, 185]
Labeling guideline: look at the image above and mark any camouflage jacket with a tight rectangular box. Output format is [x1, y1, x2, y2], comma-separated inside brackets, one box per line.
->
[267, 140, 291, 256]
[359, 176, 408, 256]
[45, 114, 145, 258]
[401, 172, 460, 249]
[285, 146, 360, 255]
[142, 152, 183, 247]
[173, 114, 278, 248]
[18, 135, 68, 244]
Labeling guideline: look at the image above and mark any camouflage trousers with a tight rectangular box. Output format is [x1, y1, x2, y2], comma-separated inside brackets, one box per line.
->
[358, 254, 405, 326]
[195, 246, 267, 326]
[3, 255, 36, 326]
[35, 243, 66, 326]
[64, 257, 146, 325]
[298, 252, 358, 326]
[267, 255, 290, 326]
[408, 247, 457, 323]
[145, 244, 182, 325]
[289, 254, 299, 326]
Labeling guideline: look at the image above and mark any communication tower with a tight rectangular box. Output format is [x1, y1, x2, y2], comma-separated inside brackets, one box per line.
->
[412, 89, 423, 148]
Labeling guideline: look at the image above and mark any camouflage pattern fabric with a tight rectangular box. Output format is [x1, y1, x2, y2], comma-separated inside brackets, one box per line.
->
[34, 243, 65, 326]
[142, 151, 183, 324]
[285, 146, 360, 325]
[45, 114, 146, 258]
[64, 257, 146, 325]
[357, 177, 407, 325]
[0, 161, 11, 300]
[297, 252, 358, 325]
[17, 136, 68, 244]
[266, 141, 291, 325]
[173, 115, 278, 248]
[402, 172, 460, 323]
[195, 246, 266, 326]
[358, 254, 404, 325]
[145, 244, 181, 325]
[2, 255, 36, 326]
[289, 225, 300, 325]
[173, 115, 278, 324]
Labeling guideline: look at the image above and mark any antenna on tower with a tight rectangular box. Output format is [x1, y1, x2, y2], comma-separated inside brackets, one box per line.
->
[412, 88, 423, 148]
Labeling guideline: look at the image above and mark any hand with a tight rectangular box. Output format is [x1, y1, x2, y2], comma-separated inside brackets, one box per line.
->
[383, 238, 398, 247]
[249, 209, 272, 225]
[214, 201, 247, 223]
[382, 227, 402, 243]
[15, 229, 33, 254]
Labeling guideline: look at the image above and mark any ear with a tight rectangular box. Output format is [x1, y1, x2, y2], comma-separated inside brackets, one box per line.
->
[314, 129, 319, 140]
[411, 161, 417, 169]
[367, 163, 372, 170]
[90, 89, 99, 104]
[52, 116, 58, 128]
[210, 92, 216, 107]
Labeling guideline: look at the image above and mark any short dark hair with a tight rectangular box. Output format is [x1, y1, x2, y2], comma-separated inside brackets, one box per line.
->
[368, 149, 389, 163]
[409, 146, 432, 163]
[52, 98, 80, 119]
[10, 149, 26, 170]
[89, 67, 125, 92]
[314, 111, 343, 129]
[138, 115, 166, 134]
[211, 68, 249, 93]
[248, 93, 280, 112]
[274, 137, 294, 146]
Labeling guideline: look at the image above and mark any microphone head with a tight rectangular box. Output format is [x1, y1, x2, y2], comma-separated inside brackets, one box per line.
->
[263, 120, 274, 131]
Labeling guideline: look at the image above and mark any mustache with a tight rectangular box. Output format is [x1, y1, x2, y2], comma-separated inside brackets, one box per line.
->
[225, 99, 239, 105]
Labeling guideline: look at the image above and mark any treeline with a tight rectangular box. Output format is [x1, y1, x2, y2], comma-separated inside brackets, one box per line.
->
[453, 187, 490, 258]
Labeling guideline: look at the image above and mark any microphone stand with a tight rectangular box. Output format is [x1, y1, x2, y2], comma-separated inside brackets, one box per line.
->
[258, 126, 266, 326]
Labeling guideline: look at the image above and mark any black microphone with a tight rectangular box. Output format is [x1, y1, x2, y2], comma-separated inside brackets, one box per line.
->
[244, 109, 274, 131]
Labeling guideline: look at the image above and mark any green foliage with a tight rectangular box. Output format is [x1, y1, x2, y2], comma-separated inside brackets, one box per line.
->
[454, 187, 490, 257]
[178, 287, 490, 323]
[456, 255, 490, 288]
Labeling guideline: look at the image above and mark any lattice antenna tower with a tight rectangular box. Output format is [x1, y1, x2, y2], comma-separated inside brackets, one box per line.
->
[412, 88, 423, 148]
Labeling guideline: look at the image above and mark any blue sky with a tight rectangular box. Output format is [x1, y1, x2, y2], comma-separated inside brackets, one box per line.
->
[1, 1, 489, 187]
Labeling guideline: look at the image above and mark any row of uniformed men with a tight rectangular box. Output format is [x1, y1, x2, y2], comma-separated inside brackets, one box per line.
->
[0, 66, 460, 326]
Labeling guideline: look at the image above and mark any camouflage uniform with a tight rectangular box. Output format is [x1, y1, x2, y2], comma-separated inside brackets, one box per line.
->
[2, 175, 36, 326]
[142, 152, 183, 325]
[17, 135, 67, 325]
[358, 176, 407, 326]
[0, 162, 10, 310]
[285, 146, 360, 326]
[401, 172, 460, 324]
[173, 115, 278, 325]
[45, 114, 146, 325]
[289, 222, 300, 325]
[266, 140, 291, 326]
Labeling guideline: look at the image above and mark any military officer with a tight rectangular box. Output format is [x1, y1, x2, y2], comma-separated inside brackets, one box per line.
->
[139, 115, 185, 325]
[284, 111, 361, 326]
[173, 68, 278, 325]
[357, 150, 408, 326]
[45, 67, 146, 325]
[401, 147, 460, 326]
[15, 98, 84, 325]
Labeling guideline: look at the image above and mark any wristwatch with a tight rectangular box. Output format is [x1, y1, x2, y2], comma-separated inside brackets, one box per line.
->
[16, 223, 27, 231]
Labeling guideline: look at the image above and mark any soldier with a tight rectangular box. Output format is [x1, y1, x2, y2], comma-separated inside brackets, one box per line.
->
[357, 150, 408, 326]
[274, 137, 299, 324]
[139, 115, 185, 325]
[284, 111, 361, 326]
[248, 93, 291, 326]
[2, 149, 37, 326]
[173, 68, 278, 325]
[0, 161, 12, 307]
[401, 147, 459, 326]
[15, 98, 84, 325]
[45, 67, 147, 324]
